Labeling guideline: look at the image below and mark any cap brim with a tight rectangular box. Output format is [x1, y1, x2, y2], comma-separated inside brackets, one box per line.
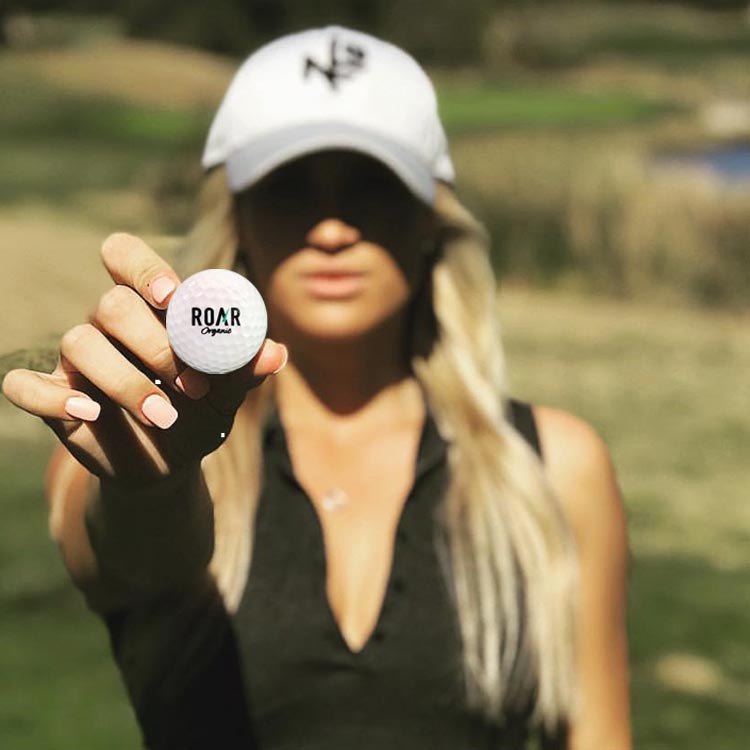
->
[223, 121, 436, 206]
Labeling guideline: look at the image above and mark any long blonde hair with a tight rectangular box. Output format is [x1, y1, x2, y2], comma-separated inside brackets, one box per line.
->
[175, 164, 579, 735]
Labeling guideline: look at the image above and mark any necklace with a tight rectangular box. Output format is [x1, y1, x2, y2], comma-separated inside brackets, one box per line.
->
[321, 487, 349, 512]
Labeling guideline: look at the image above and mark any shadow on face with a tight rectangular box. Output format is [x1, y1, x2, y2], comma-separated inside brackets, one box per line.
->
[230, 149, 440, 351]
[234, 148, 437, 289]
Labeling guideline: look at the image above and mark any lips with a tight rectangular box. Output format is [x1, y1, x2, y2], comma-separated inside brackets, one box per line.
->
[302, 271, 365, 298]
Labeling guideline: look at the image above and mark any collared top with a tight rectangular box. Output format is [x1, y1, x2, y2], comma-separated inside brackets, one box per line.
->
[99, 396, 562, 750]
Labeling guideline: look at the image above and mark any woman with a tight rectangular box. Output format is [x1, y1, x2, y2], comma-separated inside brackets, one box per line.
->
[2, 26, 631, 750]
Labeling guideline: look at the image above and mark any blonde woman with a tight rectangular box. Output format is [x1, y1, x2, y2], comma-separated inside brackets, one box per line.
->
[2, 26, 631, 750]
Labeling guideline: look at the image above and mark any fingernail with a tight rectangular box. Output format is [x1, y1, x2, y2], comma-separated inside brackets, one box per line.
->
[257, 341, 281, 370]
[175, 368, 210, 399]
[271, 346, 289, 374]
[65, 396, 101, 421]
[149, 276, 176, 305]
[142, 394, 178, 429]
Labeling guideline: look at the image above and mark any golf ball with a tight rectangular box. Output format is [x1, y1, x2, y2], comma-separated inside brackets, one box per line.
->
[166, 269, 267, 375]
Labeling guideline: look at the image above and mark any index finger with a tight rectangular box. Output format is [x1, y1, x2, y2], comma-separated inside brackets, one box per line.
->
[100, 232, 181, 310]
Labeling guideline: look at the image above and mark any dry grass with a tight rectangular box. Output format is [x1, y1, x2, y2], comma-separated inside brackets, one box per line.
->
[10, 37, 235, 109]
[452, 125, 750, 308]
[497, 284, 750, 571]
[0, 203, 181, 355]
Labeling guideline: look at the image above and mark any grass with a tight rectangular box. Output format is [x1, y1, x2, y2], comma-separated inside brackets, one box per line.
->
[0, 437, 141, 749]
[0, 66, 210, 210]
[487, 2, 750, 72]
[0, 71, 210, 146]
[439, 85, 680, 134]
[499, 288, 750, 750]
[0, 67, 679, 207]
[628, 556, 749, 748]
[5, 24, 750, 310]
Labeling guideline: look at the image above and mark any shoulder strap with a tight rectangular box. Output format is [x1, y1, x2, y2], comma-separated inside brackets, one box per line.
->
[505, 398, 543, 462]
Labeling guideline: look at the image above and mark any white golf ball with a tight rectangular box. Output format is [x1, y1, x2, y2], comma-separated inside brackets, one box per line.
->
[166, 269, 267, 375]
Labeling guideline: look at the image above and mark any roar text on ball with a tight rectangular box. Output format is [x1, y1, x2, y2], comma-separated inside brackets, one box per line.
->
[191, 307, 242, 326]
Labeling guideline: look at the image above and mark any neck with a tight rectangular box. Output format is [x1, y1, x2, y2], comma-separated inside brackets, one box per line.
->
[271, 309, 424, 433]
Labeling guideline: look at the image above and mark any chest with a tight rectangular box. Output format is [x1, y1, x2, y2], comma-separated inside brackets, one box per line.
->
[233, 448, 475, 740]
[229, 413, 537, 748]
[282, 423, 423, 653]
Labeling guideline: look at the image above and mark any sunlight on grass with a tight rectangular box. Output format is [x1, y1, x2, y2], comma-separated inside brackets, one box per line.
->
[439, 86, 679, 133]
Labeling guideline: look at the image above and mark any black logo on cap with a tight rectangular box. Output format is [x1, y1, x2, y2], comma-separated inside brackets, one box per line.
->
[304, 37, 366, 90]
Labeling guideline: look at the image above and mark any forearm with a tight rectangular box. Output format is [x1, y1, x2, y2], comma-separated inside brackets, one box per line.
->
[82, 462, 215, 604]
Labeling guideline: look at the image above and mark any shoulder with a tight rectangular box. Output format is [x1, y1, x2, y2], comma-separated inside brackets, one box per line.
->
[531, 403, 610, 476]
[530, 404, 628, 553]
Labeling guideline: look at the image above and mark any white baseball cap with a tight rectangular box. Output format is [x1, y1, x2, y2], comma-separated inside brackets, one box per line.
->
[202, 25, 455, 206]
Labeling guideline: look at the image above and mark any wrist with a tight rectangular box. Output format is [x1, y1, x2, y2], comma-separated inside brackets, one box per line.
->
[98, 462, 203, 502]
[86, 461, 214, 594]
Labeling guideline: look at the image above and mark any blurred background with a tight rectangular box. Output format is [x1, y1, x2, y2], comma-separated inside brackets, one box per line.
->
[0, 1, 748, 748]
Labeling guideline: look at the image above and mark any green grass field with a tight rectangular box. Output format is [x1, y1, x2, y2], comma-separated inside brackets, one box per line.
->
[1, 5, 749, 748]
[0, 71, 677, 207]
[440, 86, 680, 133]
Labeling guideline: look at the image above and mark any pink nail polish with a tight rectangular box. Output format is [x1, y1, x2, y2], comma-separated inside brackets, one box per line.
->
[272, 346, 289, 374]
[141, 394, 178, 429]
[65, 396, 101, 421]
[150, 277, 176, 304]
[175, 369, 210, 399]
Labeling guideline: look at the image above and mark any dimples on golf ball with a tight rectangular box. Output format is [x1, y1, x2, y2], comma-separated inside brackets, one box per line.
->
[166, 269, 267, 375]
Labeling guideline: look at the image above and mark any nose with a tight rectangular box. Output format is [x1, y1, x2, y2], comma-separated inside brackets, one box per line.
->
[306, 218, 361, 253]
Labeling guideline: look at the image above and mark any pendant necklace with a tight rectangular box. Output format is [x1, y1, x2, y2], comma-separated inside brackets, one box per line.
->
[321, 487, 349, 512]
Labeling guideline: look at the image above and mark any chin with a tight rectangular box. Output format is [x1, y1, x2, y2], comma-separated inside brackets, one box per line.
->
[284, 302, 403, 343]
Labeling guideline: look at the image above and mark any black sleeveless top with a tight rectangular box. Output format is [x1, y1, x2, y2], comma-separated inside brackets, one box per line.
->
[98, 397, 566, 750]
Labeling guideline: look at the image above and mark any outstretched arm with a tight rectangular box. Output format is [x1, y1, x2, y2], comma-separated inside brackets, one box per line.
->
[45, 442, 215, 614]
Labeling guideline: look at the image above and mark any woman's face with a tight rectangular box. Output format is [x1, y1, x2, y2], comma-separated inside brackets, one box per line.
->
[235, 149, 437, 345]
